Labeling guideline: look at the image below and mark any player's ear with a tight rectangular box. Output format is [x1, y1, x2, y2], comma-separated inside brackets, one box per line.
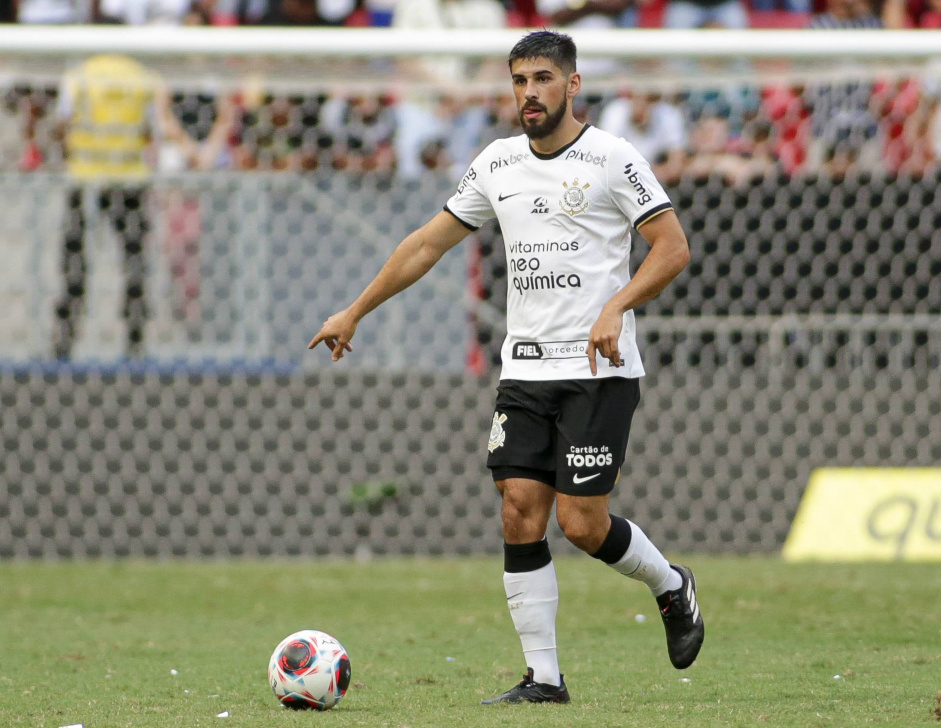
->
[567, 72, 581, 99]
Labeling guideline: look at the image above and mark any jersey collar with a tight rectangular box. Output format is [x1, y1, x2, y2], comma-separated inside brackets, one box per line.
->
[529, 124, 591, 161]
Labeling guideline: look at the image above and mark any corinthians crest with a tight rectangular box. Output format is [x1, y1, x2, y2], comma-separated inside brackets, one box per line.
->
[560, 178, 590, 216]
[488, 412, 508, 452]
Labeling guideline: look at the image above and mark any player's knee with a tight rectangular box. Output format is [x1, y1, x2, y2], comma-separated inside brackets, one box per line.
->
[561, 523, 598, 553]
[500, 487, 549, 542]
[501, 496, 525, 528]
[500, 482, 543, 517]
[502, 511, 545, 544]
[557, 512, 604, 553]
[502, 495, 538, 532]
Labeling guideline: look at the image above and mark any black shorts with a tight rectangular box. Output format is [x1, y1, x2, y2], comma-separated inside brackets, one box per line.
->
[486, 378, 641, 496]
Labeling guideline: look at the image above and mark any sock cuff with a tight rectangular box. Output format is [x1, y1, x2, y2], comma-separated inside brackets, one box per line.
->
[504, 538, 552, 573]
[590, 514, 633, 565]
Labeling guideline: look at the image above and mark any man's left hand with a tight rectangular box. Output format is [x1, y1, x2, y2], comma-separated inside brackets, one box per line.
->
[586, 305, 624, 376]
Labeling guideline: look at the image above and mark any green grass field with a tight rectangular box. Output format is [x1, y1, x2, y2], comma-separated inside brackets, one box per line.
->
[1, 556, 939, 728]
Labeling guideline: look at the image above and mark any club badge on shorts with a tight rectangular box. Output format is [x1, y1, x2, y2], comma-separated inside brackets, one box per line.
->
[560, 178, 590, 216]
[488, 412, 508, 452]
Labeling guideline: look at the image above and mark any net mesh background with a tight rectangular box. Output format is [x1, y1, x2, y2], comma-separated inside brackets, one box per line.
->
[0, 74, 939, 559]
[1, 361, 938, 559]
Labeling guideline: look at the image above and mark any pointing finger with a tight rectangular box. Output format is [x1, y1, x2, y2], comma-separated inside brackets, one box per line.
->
[586, 340, 597, 377]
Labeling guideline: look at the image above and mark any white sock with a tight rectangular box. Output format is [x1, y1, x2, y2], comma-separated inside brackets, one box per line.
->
[608, 521, 682, 596]
[503, 561, 561, 687]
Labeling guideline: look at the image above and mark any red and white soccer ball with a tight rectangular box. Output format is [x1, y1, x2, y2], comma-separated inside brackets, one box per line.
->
[268, 630, 352, 710]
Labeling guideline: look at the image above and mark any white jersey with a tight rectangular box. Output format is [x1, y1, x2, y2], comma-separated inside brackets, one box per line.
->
[445, 124, 673, 381]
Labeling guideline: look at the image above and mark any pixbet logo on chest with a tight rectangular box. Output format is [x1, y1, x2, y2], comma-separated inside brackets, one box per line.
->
[565, 149, 607, 167]
[490, 153, 529, 173]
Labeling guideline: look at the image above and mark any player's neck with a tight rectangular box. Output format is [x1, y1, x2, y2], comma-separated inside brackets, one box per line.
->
[528, 118, 586, 157]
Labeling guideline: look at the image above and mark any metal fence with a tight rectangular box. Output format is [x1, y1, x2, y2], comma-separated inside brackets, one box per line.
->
[0, 170, 939, 558]
[1, 322, 938, 558]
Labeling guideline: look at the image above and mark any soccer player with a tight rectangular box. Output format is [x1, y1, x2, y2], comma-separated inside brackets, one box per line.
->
[309, 30, 704, 704]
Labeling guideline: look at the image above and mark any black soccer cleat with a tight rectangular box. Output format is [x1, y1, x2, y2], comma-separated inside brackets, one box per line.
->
[656, 564, 705, 670]
[481, 667, 571, 704]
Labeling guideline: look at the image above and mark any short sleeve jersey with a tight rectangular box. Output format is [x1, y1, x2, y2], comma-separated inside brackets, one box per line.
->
[445, 124, 673, 381]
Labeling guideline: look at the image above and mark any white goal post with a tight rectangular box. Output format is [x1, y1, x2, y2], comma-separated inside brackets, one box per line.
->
[0, 26, 938, 102]
[1, 25, 941, 58]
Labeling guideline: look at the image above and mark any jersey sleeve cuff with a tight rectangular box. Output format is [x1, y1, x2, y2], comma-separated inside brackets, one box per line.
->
[443, 204, 479, 232]
[633, 202, 673, 229]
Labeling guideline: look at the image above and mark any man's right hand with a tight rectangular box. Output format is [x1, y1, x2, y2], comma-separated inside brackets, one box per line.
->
[308, 308, 358, 361]
[305, 211, 472, 363]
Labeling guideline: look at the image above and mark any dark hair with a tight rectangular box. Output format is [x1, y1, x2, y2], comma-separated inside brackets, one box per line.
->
[508, 31, 577, 75]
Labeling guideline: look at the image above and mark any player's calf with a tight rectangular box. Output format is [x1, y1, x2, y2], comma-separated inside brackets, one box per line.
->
[588, 516, 704, 667]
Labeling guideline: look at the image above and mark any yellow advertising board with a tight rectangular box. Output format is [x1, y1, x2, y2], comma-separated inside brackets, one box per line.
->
[783, 468, 941, 562]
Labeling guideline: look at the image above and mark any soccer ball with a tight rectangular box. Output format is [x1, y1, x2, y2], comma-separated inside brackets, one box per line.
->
[268, 630, 352, 710]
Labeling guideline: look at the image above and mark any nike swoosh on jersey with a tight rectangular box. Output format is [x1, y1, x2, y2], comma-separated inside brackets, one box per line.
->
[497, 192, 522, 201]
[572, 473, 601, 484]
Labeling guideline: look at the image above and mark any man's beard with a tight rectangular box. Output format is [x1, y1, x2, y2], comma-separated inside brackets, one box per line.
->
[519, 96, 568, 140]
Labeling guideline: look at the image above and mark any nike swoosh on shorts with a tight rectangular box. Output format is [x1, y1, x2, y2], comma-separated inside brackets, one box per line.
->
[572, 473, 601, 484]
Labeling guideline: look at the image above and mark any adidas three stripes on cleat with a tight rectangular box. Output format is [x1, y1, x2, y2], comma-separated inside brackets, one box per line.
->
[656, 564, 705, 669]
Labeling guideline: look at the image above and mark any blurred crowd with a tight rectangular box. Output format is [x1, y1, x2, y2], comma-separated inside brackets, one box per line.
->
[7, 73, 941, 185]
[2, 0, 940, 28]
[2, 0, 941, 183]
